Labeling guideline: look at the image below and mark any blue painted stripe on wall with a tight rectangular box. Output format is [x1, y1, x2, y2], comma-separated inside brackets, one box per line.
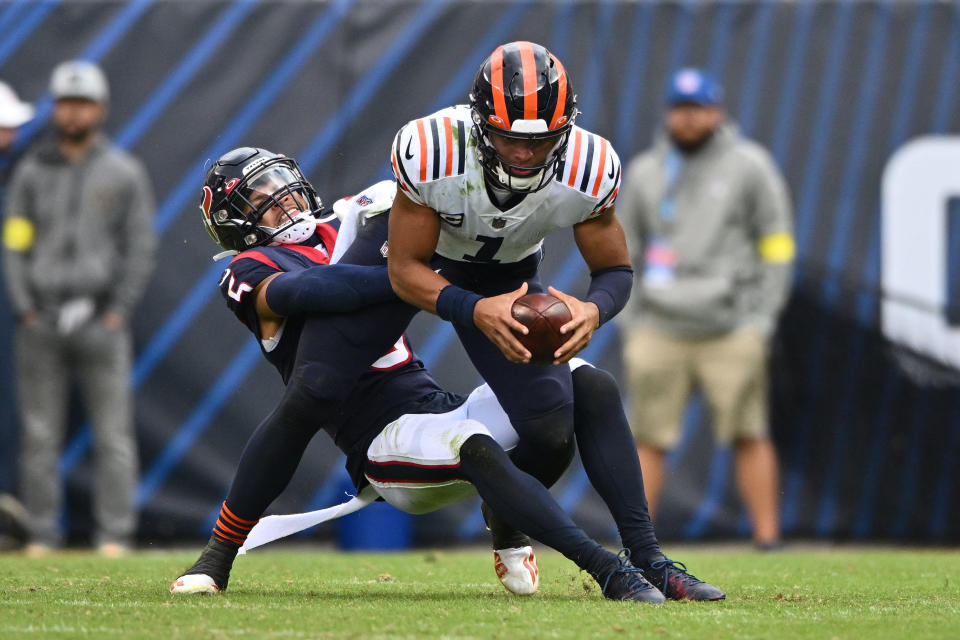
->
[613, 2, 654, 152]
[116, 0, 260, 150]
[664, 0, 696, 74]
[768, 1, 815, 168]
[780, 1, 856, 534]
[548, 0, 575, 62]
[574, 0, 615, 129]
[931, 8, 960, 133]
[682, 447, 732, 539]
[792, 0, 855, 259]
[735, 0, 775, 135]
[851, 374, 901, 538]
[154, 0, 354, 235]
[137, 340, 263, 508]
[820, 0, 933, 537]
[849, 4, 952, 537]
[0, 0, 60, 68]
[80, 0, 154, 62]
[812, 1, 893, 537]
[6, 0, 151, 159]
[706, 0, 735, 77]
[0, 0, 31, 37]
[297, 0, 455, 174]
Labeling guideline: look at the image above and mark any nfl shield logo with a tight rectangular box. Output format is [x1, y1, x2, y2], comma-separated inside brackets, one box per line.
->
[492, 217, 506, 229]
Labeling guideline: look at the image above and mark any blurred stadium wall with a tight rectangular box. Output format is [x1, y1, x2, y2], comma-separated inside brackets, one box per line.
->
[0, 0, 958, 546]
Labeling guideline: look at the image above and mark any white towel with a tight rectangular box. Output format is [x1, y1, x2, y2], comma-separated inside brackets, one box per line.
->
[238, 485, 379, 554]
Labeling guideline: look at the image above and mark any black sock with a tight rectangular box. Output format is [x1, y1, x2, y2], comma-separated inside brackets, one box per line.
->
[224, 381, 329, 519]
[572, 366, 664, 564]
[459, 434, 615, 578]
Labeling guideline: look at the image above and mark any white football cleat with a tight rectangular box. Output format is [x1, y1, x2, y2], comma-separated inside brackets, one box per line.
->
[494, 546, 539, 596]
[170, 573, 219, 595]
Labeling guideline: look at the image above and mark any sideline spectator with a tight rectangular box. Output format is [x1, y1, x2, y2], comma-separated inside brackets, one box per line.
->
[0, 80, 34, 550]
[617, 68, 794, 549]
[1, 61, 156, 556]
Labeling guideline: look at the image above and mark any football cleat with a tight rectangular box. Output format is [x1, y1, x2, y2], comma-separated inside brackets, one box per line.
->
[493, 546, 539, 596]
[169, 535, 237, 595]
[643, 557, 725, 601]
[601, 549, 666, 603]
[170, 573, 219, 595]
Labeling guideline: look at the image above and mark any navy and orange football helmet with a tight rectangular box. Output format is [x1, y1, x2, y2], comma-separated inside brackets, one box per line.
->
[469, 41, 578, 193]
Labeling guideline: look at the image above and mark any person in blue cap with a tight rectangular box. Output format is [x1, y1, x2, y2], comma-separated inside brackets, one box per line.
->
[617, 67, 795, 550]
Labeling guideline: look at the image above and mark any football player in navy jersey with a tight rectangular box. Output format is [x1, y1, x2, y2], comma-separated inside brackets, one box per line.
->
[171, 147, 722, 603]
[387, 41, 635, 573]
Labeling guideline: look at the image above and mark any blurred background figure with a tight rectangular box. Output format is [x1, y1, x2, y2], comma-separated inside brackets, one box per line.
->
[617, 68, 794, 550]
[0, 79, 34, 551]
[1, 60, 156, 556]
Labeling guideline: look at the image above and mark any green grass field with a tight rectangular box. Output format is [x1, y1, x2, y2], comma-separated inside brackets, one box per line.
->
[1, 546, 958, 639]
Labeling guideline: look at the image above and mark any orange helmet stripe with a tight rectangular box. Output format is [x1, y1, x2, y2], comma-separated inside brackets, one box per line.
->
[490, 45, 510, 127]
[416, 119, 429, 182]
[550, 55, 568, 130]
[517, 41, 538, 121]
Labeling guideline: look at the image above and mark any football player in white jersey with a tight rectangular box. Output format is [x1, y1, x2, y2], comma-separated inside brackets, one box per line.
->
[387, 41, 639, 588]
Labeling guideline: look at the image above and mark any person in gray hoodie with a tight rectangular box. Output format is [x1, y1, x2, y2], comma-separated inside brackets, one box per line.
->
[617, 68, 794, 549]
[2, 60, 156, 556]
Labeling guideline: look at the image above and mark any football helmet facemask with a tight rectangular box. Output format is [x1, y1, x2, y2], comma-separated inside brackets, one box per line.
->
[469, 41, 577, 194]
[200, 147, 324, 255]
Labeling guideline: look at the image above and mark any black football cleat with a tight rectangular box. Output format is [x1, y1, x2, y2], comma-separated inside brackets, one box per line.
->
[643, 557, 725, 601]
[600, 549, 666, 603]
[170, 535, 238, 595]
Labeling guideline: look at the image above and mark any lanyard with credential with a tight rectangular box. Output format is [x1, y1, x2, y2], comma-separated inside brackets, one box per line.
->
[643, 148, 685, 286]
[658, 147, 685, 229]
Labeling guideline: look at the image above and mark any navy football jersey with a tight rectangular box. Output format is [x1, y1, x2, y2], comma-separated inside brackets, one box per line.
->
[217, 216, 464, 487]
[219, 222, 338, 381]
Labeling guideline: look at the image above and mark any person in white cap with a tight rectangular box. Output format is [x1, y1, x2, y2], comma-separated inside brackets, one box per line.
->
[1, 60, 156, 557]
[0, 80, 34, 551]
[0, 80, 34, 154]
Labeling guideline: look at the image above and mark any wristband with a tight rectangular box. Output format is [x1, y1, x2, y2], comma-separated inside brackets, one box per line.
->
[435, 285, 482, 327]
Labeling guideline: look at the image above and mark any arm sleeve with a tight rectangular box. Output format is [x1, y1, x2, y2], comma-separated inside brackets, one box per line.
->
[108, 158, 157, 318]
[586, 265, 634, 326]
[748, 149, 795, 332]
[1, 161, 37, 317]
[264, 264, 396, 316]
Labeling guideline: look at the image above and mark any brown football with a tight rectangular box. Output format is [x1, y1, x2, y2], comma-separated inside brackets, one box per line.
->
[511, 293, 572, 365]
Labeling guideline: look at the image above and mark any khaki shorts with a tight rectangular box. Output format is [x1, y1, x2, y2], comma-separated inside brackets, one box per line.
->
[624, 326, 769, 449]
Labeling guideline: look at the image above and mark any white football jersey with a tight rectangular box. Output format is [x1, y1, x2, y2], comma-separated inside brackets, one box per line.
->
[391, 105, 621, 264]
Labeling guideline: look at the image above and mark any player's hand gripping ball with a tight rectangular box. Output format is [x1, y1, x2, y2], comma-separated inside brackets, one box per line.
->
[511, 293, 572, 365]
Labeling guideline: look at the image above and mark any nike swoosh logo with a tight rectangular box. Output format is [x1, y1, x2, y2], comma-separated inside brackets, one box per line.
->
[404, 137, 414, 161]
[607, 156, 615, 179]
